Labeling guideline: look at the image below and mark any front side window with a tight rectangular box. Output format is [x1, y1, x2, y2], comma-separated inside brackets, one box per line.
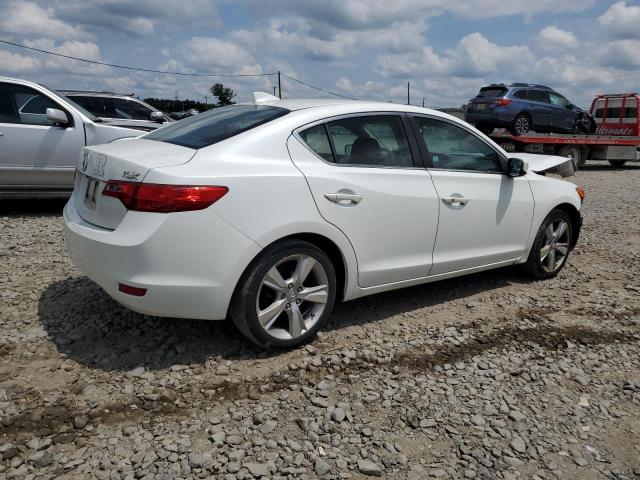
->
[415, 117, 503, 173]
[145, 105, 289, 149]
[112, 98, 154, 120]
[320, 115, 413, 168]
[0, 83, 64, 126]
[548, 92, 570, 107]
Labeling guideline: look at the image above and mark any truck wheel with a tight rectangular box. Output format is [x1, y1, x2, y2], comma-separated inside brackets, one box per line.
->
[558, 145, 585, 169]
[609, 160, 627, 168]
[510, 114, 531, 136]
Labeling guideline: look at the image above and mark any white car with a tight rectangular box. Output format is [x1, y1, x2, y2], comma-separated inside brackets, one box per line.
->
[64, 94, 584, 348]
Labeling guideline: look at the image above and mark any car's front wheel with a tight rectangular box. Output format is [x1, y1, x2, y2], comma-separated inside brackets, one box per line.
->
[522, 209, 573, 279]
[230, 239, 337, 349]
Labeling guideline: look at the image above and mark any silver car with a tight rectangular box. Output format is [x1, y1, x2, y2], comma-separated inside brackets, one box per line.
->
[59, 91, 172, 132]
[0, 77, 143, 198]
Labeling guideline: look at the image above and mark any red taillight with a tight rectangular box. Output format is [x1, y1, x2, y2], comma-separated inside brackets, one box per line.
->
[493, 98, 512, 107]
[118, 283, 147, 296]
[103, 181, 228, 213]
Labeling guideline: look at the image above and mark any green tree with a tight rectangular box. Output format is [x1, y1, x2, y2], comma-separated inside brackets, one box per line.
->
[210, 83, 236, 106]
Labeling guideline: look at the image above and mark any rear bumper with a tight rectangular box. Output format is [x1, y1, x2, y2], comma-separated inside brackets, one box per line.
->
[63, 194, 261, 320]
[465, 110, 517, 126]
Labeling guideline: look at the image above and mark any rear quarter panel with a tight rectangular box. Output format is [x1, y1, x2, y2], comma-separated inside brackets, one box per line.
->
[143, 125, 359, 301]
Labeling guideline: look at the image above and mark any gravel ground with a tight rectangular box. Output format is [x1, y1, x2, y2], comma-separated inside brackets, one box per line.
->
[1, 161, 639, 480]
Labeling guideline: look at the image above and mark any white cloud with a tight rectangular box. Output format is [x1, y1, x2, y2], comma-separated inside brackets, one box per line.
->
[0, 50, 42, 73]
[599, 1, 640, 39]
[375, 33, 534, 79]
[599, 39, 640, 68]
[182, 37, 256, 70]
[0, 1, 86, 40]
[538, 26, 579, 50]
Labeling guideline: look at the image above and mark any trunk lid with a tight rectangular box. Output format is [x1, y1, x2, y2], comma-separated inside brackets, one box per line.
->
[74, 138, 197, 229]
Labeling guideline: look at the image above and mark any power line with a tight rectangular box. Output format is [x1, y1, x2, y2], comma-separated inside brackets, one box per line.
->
[281, 72, 355, 100]
[0, 39, 275, 78]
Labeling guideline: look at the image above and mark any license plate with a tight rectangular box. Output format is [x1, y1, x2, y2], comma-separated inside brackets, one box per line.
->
[84, 177, 100, 209]
[476, 103, 486, 110]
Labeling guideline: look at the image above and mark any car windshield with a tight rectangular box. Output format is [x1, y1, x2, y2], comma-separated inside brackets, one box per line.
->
[48, 89, 99, 121]
[145, 105, 290, 149]
[477, 87, 507, 98]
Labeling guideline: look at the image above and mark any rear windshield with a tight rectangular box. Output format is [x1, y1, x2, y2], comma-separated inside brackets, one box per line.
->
[145, 105, 289, 149]
[477, 87, 507, 98]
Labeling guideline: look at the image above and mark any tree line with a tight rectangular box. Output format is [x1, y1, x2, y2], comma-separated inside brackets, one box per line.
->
[144, 83, 236, 114]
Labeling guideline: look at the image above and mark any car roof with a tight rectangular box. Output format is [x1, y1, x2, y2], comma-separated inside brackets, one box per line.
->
[238, 98, 451, 116]
[59, 90, 137, 99]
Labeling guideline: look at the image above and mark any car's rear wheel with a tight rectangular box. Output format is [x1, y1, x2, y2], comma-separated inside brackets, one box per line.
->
[230, 239, 337, 349]
[510, 113, 531, 136]
[522, 209, 573, 279]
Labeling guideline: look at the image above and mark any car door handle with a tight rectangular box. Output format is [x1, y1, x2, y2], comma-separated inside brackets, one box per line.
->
[325, 192, 363, 205]
[442, 195, 469, 207]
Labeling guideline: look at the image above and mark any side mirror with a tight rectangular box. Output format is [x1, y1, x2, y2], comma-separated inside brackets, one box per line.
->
[565, 103, 574, 110]
[507, 157, 527, 177]
[46, 108, 69, 126]
[149, 111, 164, 123]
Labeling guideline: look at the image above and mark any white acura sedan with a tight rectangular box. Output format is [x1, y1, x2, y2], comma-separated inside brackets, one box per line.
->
[64, 94, 584, 348]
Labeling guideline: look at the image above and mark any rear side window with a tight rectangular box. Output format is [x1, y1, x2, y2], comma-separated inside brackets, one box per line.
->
[512, 90, 528, 99]
[299, 115, 413, 168]
[112, 98, 153, 120]
[146, 105, 289, 149]
[528, 90, 549, 103]
[299, 124, 333, 162]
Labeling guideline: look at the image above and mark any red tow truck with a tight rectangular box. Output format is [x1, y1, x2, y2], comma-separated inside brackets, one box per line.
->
[489, 93, 640, 168]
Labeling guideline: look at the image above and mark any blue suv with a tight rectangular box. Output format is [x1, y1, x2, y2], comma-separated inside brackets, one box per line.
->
[464, 83, 593, 136]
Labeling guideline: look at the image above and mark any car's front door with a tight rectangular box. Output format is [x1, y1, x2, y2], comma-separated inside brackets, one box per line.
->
[548, 92, 574, 131]
[0, 82, 84, 189]
[526, 89, 553, 130]
[411, 115, 534, 275]
[288, 113, 440, 287]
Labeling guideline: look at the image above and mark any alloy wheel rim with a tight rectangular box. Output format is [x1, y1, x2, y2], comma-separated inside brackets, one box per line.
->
[256, 254, 329, 340]
[516, 116, 529, 134]
[540, 220, 570, 273]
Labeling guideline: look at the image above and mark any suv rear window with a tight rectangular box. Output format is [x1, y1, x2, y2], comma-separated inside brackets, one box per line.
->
[145, 105, 289, 149]
[477, 87, 507, 98]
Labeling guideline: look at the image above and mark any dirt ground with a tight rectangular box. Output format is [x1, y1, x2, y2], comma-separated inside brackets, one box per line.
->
[1, 161, 639, 480]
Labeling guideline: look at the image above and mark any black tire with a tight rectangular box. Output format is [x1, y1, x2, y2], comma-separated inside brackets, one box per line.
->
[609, 160, 627, 168]
[229, 239, 337, 349]
[522, 209, 573, 279]
[558, 145, 585, 169]
[476, 124, 494, 135]
[510, 113, 531, 136]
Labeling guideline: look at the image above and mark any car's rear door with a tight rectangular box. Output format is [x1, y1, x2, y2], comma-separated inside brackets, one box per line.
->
[410, 115, 534, 275]
[0, 82, 84, 190]
[288, 113, 439, 288]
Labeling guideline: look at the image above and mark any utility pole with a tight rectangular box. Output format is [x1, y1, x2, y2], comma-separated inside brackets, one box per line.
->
[273, 86, 277, 96]
[422, 97, 425, 108]
[204, 95, 208, 110]
[277, 71, 282, 99]
[407, 82, 410, 105]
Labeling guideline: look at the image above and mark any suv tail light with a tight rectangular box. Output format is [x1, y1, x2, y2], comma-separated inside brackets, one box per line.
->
[103, 181, 228, 213]
[493, 98, 512, 107]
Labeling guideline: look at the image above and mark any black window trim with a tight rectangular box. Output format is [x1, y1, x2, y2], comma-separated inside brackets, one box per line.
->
[293, 112, 423, 170]
[0, 81, 74, 128]
[408, 114, 509, 175]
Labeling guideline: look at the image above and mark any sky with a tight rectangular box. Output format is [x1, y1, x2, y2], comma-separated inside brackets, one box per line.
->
[1, 0, 639, 108]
